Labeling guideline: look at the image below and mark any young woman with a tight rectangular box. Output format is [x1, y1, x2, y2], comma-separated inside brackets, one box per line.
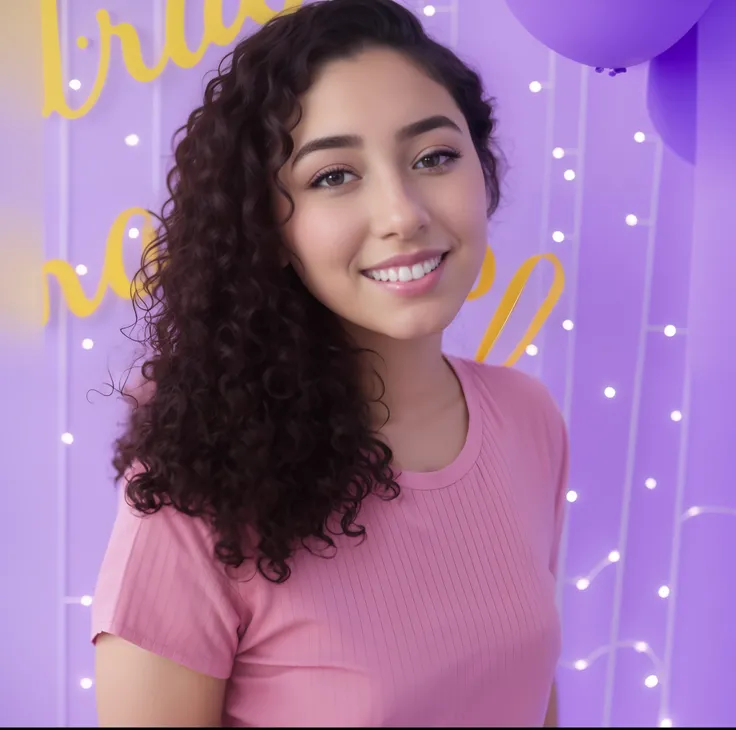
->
[92, 0, 568, 726]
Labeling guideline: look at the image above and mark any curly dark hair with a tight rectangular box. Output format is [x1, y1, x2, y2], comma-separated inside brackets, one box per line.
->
[113, 0, 501, 583]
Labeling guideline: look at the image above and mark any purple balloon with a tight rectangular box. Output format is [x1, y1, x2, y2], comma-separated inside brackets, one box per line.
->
[505, 0, 713, 70]
[647, 25, 698, 164]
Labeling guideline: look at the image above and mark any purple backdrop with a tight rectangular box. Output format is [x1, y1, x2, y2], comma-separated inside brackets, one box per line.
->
[1, 0, 734, 726]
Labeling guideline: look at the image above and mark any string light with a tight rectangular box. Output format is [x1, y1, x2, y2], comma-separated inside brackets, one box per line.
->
[68, 79, 81, 91]
[562, 640, 661, 674]
[682, 505, 736, 522]
[562, 319, 574, 331]
[645, 674, 659, 689]
[128, 227, 140, 239]
[422, 4, 436, 15]
[645, 477, 657, 490]
[80, 595, 93, 606]
[659, 720, 673, 728]
[552, 230, 566, 243]
[552, 146, 565, 159]
[626, 214, 639, 226]
[658, 585, 670, 599]
[663, 325, 677, 337]
[80, 678, 93, 690]
[81, 338, 94, 350]
[571, 548, 621, 590]
[529, 81, 543, 93]
[525, 344, 538, 356]
[670, 410, 683, 422]
[634, 131, 646, 143]
[566, 490, 578, 503]
[75, 264, 87, 276]
[61, 432, 74, 445]
[563, 169, 576, 181]
[125, 133, 140, 147]
[604, 386, 616, 399]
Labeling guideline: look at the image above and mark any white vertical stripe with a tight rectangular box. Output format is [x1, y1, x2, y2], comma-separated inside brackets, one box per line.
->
[56, 0, 71, 724]
[601, 137, 665, 727]
[658, 364, 692, 722]
[534, 50, 558, 382]
[152, 0, 164, 198]
[449, 0, 459, 49]
[555, 66, 590, 613]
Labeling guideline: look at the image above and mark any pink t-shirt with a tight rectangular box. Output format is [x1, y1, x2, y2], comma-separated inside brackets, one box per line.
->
[92, 356, 568, 726]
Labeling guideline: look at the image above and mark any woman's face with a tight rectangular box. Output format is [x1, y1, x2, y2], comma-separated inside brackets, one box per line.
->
[278, 47, 489, 342]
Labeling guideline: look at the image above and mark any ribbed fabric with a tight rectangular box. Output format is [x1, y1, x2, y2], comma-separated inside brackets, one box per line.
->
[92, 356, 568, 727]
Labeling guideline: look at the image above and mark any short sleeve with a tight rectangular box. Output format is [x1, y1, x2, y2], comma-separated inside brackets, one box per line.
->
[91, 486, 247, 679]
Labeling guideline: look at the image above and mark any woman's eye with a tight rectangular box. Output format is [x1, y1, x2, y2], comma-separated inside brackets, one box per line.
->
[415, 150, 460, 170]
[311, 169, 356, 188]
[418, 153, 443, 168]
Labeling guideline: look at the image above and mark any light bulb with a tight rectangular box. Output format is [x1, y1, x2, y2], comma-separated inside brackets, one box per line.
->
[81, 595, 93, 606]
[552, 230, 565, 243]
[635, 641, 648, 653]
[525, 344, 538, 357]
[69, 79, 81, 91]
[645, 477, 657, 490]
[626, 214, 638, 226]
[670, 410, 683, 422]
[529, 81, 543, 93]
[608, 550, 621, 563]
[574, 659, 588, 671]
[563, 169, 576, 181]
[634, 131, 646, 143]
[80, 678, 93, 690]
[664, 325, 676, 337]
[566, 490, 578, 503]
[75, 264, 88, 276]
[658, 585, 670, 599]
[128, 227, 140, 239]
[685, 506, 701, 518]
[552, 147, 565, 159]
[576, 578, 590, 591]
[422, 4, 436, 16]
[604, 386, 616, 399]
[125, 133, 140, 147]
[645, 674, 659, 689]
[82, 338, 94, 350]
[61, 432, 74, 445]
[562, 319, 574, 331]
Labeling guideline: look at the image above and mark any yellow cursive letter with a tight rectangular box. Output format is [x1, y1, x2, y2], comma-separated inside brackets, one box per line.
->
[41, 0, 112, 119]
[41, 208, 154, 324]
[473, 253, 565, 367]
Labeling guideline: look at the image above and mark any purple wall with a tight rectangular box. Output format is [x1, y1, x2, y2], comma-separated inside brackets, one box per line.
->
[1, 0, 734, 726]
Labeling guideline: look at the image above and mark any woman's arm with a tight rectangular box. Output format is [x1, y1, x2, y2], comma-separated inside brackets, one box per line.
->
[95, 633, 227, 727]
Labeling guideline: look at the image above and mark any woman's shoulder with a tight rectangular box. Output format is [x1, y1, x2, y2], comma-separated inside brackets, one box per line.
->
[449, 354, 563, 424]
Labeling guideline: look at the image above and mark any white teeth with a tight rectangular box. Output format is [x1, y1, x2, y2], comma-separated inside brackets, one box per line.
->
[366, 255, 443, 283]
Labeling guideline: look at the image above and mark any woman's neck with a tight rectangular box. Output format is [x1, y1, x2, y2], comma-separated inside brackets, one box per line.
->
[346, 326, 460, 429]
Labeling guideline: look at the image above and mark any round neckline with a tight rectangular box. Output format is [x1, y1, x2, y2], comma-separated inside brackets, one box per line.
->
[396, 355, 483, 491]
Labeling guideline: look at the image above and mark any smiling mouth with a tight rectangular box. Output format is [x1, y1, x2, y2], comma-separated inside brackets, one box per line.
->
[362, 252, 449, 283]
